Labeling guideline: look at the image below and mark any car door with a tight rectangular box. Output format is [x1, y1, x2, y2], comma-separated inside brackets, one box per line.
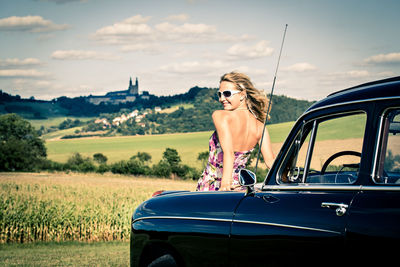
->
[230, 189, 356, 266]
[346, 107, 400, 264]
[229, 111, 368, 266]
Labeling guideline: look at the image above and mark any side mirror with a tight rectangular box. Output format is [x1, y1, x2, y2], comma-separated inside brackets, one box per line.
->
[239, 169, 256, 196]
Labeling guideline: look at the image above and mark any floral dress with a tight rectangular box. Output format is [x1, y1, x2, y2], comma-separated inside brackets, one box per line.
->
[196, 131, 254, 191]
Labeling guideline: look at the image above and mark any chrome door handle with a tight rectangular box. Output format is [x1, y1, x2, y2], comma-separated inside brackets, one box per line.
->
[321, 202, 349, 216]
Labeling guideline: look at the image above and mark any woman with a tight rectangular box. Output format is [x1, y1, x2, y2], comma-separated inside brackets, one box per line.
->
[196, 71, 275, 191]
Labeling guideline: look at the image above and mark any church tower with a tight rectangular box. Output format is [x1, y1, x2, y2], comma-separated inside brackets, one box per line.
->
[128, 77, 139, 95]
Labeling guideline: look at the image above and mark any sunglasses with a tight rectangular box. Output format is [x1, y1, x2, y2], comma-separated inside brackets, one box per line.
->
[217, 90, 241, 98]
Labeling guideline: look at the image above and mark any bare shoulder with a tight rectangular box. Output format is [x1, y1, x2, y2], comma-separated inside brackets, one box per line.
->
[212, 110, 232, 123]
[256, 119, 268, 138]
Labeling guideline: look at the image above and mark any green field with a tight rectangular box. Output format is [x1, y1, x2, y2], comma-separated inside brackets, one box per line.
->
[45, 114, 365, 168]
[46, 131, 214, 167]
[45, 121, 295, 167]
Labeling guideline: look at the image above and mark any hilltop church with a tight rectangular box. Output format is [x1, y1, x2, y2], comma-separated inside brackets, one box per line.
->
[87, 77, 150, 105]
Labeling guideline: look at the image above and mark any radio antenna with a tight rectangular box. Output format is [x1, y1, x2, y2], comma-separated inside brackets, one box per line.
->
[254, 24, 288, 174]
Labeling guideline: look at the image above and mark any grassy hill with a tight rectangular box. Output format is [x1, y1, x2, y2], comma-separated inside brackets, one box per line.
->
[45, 114, 366, 169]
[44, 121, 294, 168]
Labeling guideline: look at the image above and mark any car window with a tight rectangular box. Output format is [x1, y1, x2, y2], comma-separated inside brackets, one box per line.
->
[278, 112, 367, 184]
[374, 109, 400, 184]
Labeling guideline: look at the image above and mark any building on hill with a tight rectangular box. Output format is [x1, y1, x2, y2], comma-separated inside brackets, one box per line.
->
[87, 77, 149, 105]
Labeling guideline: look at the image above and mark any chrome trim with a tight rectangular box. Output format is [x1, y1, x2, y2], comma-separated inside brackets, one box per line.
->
[264, 185, 363, 191]
[371, 114, 386, 181]
[132, 216, 232, 224]
[132, 215, 341, 235]
[371, 107, 400, 184]
[232, 219, 341, 234]
[360, 186, 400, 191]
[302, 120, 317, 182]
[262, 185, 400, 191]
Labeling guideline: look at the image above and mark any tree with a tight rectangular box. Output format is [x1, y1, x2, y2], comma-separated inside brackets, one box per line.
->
[93, 153, 108, 164]
[0, 114, 47, 171]
[163, 148, 181, 168]
[130, 152, 152, 163]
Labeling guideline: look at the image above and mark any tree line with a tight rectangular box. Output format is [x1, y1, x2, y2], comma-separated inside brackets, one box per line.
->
[0, 113, 270, 182]
[0, 113, 201, 179]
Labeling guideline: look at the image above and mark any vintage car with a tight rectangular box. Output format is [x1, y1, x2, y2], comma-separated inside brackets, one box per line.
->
[130, 77, 400, 266]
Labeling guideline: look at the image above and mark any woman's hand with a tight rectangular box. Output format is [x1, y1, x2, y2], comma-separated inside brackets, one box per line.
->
[219, 186, 231, 191]
[219, 184, 241, 191]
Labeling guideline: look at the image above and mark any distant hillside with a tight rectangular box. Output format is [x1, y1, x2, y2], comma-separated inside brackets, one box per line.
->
[0, 87, 206, 119]
[0, 88, 315, 136]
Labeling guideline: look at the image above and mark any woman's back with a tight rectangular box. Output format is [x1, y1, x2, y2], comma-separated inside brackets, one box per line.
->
[196, 71, 274, 191]
[215, 109, 263, 152]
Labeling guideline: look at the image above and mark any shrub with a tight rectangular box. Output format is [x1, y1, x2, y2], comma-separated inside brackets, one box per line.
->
[180, 165, 201, 180]
[96, 163, 110, 174]
[65, 153, 96, 173]
[151, 159, 171, 178]
[37, 159, 65, 172]
[110, 158, 151, 176]
[110, 160, 128, 174]
[126, 159, 151, 175]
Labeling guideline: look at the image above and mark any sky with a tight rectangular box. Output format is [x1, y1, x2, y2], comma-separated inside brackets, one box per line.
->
[0, 0, 399, 101]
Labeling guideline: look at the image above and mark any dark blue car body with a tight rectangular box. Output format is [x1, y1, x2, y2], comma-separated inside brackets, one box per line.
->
[131, 77, 400, 266]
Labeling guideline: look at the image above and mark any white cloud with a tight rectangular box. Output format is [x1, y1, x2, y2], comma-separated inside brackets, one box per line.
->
[0, 69, 49, 78]
[364, 52, 400, 65]
[93, 15, 153, 42]
[51, 50, 119, 60]
[92, 14, 249, 48]
[284, 62, 317, 72]
[122, 14, 152, 24]
[121, 43, 164, 54]
[0, 58, 43, 69]
[165, 14, 189, 22]
[0, 16, 69, 33]
[155, 22, 216, 35]
[347, 70, 370, 78]
[227, 40, 274, 60]
[159, 60, 230, 74]
[95, 23, 153, 37]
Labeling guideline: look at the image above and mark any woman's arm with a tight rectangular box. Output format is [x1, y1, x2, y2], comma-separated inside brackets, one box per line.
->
[260, 126, 275, 169]
[212, 111, 235, 190]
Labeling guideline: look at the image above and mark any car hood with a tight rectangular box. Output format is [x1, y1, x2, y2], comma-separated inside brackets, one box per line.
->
[133, 191, 246, 222]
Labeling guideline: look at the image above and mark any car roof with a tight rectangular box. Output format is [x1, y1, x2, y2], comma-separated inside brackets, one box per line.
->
[306, 76, 400, 112]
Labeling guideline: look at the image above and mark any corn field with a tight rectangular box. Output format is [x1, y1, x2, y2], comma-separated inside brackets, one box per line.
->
[0, 172, 196, 243]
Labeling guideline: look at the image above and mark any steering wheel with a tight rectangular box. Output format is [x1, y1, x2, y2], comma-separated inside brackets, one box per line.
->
[320, 151, 361, 175]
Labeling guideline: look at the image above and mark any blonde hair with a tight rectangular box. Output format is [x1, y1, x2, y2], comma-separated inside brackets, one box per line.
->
[220, 71, 270, 123]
